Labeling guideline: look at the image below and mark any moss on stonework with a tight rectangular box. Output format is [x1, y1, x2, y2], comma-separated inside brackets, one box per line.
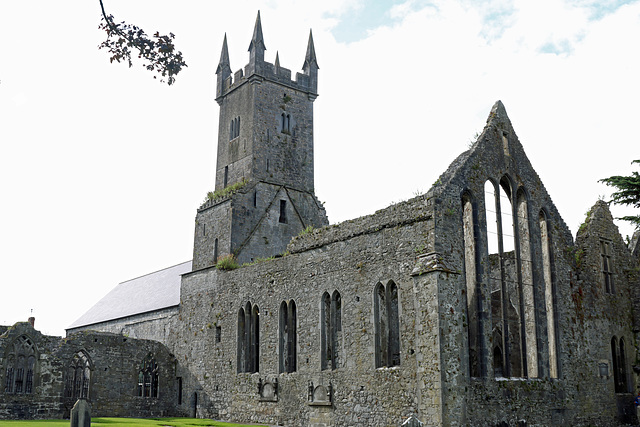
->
[215, 254, 240, 271]
[203, 178, 248, 204]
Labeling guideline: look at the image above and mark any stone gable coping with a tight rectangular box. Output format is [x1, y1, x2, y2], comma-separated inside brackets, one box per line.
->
[287, 195, 434, 254]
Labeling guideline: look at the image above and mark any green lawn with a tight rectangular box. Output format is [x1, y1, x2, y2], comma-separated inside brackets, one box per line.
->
[0, 418, 266, 427]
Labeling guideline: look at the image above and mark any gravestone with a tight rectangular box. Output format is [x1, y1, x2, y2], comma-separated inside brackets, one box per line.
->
[70, 398, 90, 427]
[401, 415, 423, 427]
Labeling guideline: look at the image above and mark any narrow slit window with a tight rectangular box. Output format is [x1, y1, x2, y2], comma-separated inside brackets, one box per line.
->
[601, 240, 614, 294]
[279, 200, 287, 224]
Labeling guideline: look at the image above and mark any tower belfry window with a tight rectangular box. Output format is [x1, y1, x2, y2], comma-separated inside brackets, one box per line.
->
[280, 113, 291, 133]
[230, 116, 240, 140]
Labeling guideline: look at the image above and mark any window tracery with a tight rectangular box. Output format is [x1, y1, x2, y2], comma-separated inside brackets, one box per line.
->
[137, 354, 159, 398]
[64, 351, 91, 400]
[4, 335, 36, 394]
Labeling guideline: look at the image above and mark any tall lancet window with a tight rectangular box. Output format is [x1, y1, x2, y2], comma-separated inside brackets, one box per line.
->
[279, 300, 297, 373]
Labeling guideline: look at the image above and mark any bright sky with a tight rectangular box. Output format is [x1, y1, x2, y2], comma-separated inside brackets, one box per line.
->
[1, 0, 638, 337]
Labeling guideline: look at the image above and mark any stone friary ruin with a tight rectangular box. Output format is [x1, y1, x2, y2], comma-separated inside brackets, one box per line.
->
[2, 12, 640, 426]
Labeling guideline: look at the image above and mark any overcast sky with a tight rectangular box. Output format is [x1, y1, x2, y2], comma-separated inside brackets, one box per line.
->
[1, 0, 638, 337]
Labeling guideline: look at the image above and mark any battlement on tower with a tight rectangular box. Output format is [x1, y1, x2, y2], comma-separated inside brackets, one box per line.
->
[218, 60, 316, 100]
[216, 11, 318, 103]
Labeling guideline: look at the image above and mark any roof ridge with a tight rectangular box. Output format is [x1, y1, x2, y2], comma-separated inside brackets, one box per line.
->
[120, 260, 192, 284]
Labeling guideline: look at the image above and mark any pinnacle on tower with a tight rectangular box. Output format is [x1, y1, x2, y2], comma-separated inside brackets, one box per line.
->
[215, 33, 232, 99]
[303, 30, 318, 70]
[216, 33, 231, 75]
[275, 51, 280, 70]
[303, 29, 318, 93]
[248, 11, 266, 66]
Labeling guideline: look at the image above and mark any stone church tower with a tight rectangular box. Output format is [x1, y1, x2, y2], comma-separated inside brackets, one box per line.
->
[193, 12, 328, 268]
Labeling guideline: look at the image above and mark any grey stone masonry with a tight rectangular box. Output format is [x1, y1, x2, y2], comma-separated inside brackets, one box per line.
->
[0, 321, 179, 419]
[5, 11, 640, 423]
[194, 12, 327, 267]
[214, 12, 319, 193]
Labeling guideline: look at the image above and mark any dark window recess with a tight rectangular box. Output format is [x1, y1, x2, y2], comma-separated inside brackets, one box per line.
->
[281, 113, 291, 133]
[279, 300, 298, 373]
[612, 336, 629, 393]
[4, 335, 37, 395]
[216, 326, 222, 343]
[137, 354, 159, 398]
[230, 116, 240, 140]
[601, 240, 614, 294]
[374, 281, 400, 368]
[64, 351, 91, 400]
[279, 200, 287, 223]
[321, 291, 342, 370]
[237, 302, 260, 373]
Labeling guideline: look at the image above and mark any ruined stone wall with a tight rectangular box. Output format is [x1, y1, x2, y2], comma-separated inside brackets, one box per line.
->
[169, 197, 435, 426]
[0, 323, 180, 419]
[0, 323, 65, 419]
[421, 101, 638, 426]
[571, 201, 639, 424]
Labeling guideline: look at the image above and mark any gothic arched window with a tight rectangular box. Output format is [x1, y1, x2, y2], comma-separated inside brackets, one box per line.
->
[374, 281, 400, 368]
[279, 300, 297, 373]
[321, 291, 342, 370]
[237, 302, 260, 373]
[64, 351, 92, 400]
[612, 336, 629, 393]
[280, 113, 291, 133]
[137, 354, 159, 398]
[4, 335, 37, 394]
[230, 116, 240, 140]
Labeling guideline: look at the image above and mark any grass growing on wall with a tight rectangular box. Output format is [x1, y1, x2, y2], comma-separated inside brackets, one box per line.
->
[0, 418, 265, 427]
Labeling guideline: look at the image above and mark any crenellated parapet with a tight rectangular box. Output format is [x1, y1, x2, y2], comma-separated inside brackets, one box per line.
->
[215, 11, 318, 102]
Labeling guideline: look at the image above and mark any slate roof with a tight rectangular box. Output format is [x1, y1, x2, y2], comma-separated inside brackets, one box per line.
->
[67, 261, 191, 330]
